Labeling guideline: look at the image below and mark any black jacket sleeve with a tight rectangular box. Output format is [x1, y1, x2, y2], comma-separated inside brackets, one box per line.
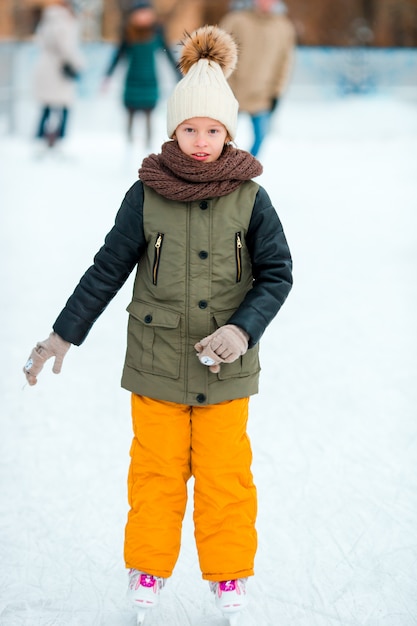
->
[53, 181, 146, 345]
[227, 185, 293, 347]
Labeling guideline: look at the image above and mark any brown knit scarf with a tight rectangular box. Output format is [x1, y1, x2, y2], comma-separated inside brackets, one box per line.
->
[138, 141, 263, 202]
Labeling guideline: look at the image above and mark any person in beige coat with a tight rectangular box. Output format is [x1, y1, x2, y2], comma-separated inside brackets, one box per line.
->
[32, 0, 85, 148]
[220, 0, 296, 156]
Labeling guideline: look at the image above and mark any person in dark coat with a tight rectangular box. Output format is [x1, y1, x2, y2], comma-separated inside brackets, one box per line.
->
[103, 0, 178, 145]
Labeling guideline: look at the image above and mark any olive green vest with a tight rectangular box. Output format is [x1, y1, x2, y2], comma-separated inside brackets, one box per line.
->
[121, 182, 261, 405]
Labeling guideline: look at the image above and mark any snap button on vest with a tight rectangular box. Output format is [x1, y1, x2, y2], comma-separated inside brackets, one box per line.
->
[199, 201, 208, 210]
[198, 300, 208, 309]
[199, 250, 208, 259]
[144, 314, 153, 323]
[196, 393, 206, 403]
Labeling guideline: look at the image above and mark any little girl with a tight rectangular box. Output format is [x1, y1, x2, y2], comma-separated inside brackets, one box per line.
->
[24, 25, 293, 625]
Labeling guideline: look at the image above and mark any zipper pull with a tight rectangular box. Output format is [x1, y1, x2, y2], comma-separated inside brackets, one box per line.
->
[236, 233, 242, 248]
[155, 234, 162, 248]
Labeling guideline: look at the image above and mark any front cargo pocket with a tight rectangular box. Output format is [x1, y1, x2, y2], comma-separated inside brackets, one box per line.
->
[126, 300, 181, 379]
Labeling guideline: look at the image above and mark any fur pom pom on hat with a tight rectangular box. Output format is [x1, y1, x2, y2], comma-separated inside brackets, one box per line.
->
[167, 25, 239, 140]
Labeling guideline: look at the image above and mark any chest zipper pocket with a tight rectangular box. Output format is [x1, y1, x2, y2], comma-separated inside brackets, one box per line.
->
[235, 232, 243, 283]
[152, 233, 164, 285]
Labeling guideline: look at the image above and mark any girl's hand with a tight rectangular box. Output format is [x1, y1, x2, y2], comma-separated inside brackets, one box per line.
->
[194, 324, 249, 373]
[23, 332, 71, 386]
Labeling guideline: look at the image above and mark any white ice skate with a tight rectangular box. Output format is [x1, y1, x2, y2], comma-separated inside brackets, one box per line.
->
[127, 569, 165, 624]
[210, 578, 247, 624]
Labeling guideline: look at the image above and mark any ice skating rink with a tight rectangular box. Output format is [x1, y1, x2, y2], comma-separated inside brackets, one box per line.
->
[1, 85, 417, 625]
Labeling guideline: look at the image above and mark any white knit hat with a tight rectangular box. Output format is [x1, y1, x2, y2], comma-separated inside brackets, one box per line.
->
[167, 26, 239, 140]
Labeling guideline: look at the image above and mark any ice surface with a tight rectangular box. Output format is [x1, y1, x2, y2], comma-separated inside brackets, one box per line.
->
[1, 77, 417, 625]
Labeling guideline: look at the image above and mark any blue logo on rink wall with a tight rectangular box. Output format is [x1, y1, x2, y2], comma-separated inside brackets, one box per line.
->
[288, 47, 417, 98]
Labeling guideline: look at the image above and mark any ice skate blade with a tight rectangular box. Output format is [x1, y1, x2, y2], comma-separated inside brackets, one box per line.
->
[136, 607, 147, 624]
[135, 604, 158, 624]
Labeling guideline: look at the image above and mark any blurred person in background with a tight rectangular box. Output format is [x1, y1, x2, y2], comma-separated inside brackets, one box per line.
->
[102, 0, 179, 146]
[153, 0, 205, 61]
[32, 0, 85, 150]
[220, 0, 296, 156]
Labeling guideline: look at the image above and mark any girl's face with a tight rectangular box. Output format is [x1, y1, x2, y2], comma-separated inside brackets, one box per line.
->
[174, 117, 229, 163]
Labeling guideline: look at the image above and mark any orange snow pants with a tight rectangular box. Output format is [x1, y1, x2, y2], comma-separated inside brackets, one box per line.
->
[124, 394, 257, 582]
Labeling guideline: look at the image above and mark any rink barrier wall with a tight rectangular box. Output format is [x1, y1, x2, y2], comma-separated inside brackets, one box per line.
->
[1, 43, 416, 134]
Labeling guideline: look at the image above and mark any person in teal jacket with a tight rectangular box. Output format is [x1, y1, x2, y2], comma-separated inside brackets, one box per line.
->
[103, 0, 179, 144]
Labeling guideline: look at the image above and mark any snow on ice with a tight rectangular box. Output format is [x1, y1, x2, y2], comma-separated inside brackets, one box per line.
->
[1, 48, 417, 625]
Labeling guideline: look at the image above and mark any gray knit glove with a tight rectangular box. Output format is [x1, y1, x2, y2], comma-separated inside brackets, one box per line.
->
[23, 332, 71, 386]
[194, 324, 249, 374]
